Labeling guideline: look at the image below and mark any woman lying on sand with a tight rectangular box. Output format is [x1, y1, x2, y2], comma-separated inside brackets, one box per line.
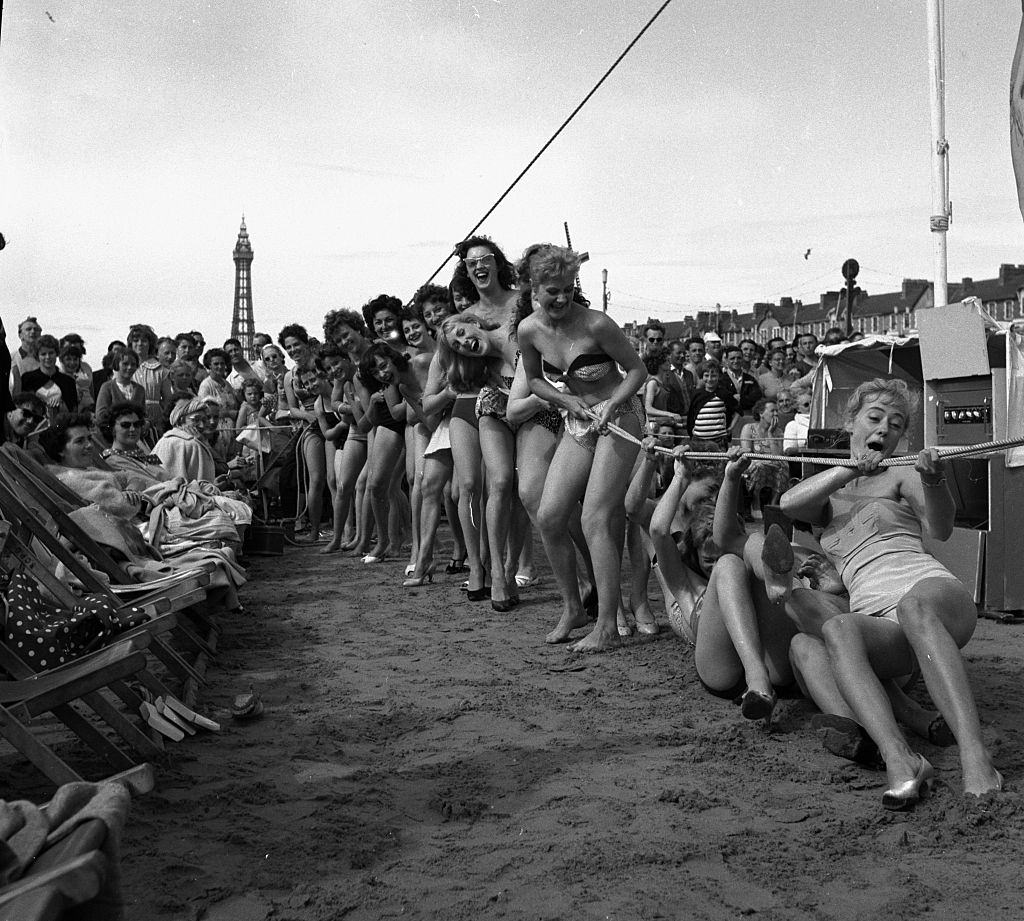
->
[780, 377, 1001, 808]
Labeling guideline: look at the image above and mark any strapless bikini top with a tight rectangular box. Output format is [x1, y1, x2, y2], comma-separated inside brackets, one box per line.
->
[542, 353, 616, 382]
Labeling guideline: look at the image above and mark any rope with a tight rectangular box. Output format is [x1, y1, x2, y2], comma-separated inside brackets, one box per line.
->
[419, 0, 677, 288]
[584, 408, 1024, 467]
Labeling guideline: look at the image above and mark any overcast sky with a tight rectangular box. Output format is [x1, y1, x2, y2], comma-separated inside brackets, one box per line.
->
[2, 1, 1023, 352]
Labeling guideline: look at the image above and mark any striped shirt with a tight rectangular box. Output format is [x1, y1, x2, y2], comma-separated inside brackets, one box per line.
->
[692, 395, 727, 441]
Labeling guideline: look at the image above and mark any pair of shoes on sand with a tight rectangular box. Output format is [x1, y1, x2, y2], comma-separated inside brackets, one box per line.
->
[140, 696, 221, 742]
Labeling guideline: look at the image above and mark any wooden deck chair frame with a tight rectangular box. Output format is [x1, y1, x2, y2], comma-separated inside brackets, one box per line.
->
[0, 635, 154, 788]
[0, 469, 211, 685]
[0, 484, 206, 692]
[0, 522, 171, 765]
[0, 444, 221, 640]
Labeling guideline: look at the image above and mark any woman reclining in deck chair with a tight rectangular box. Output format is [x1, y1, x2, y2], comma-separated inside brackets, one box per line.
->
[37, 412, 246, 605]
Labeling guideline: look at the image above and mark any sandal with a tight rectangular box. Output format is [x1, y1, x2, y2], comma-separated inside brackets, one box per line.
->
[231, 686, 265, 721]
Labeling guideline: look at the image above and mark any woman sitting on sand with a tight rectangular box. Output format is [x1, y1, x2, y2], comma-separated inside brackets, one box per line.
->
[780, 378, 1001, 808]
[438, 311, 522, 610]
[517, 244, 647, 652]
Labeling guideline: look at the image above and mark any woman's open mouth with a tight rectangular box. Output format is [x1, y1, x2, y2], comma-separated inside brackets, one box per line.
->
[866, 437, 884, 451]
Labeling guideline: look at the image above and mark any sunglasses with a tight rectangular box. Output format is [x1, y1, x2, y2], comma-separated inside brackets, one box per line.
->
[18, 408, 44, 423]
[647, 336, 664, 343]
[117, 420, 143, 430]
[464, 255, 495, 270]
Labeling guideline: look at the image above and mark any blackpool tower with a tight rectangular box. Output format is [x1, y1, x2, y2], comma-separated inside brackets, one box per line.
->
[231, 215, 255, 357]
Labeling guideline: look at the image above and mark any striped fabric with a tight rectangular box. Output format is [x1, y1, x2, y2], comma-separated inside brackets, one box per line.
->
[692, 395, 727, 440]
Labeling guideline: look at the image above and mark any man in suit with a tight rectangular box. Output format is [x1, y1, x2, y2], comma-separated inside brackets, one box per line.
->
[721, 344, 763, 414]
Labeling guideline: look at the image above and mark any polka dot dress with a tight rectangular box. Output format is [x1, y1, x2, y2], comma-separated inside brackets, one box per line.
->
[2, 572, 146, 670]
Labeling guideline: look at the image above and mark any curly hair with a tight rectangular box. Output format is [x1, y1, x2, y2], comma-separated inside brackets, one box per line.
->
[436, 312, 503, 393]
[127, 324, 157, 355]
[39, 412, 94, 464]
[455, 235, 517, 290]
[448, 271, 480, 312]
[411, 284, 450, 319]
[358, 340, 411, 387]
[322, 309, 366, 344]
[511, 243, 589, 338]
[843, 377, 917, 428]
[361, 294, 405, 344]
[98, 401, 145, 442]
[202, 348, 230, 370]
[278, 324, 309, 347]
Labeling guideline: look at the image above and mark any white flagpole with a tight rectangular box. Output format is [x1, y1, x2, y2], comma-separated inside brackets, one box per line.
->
[927, 0, 949, 308]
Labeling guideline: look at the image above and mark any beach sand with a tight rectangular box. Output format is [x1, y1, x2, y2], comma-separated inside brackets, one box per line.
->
[11, 536, 1022, 920]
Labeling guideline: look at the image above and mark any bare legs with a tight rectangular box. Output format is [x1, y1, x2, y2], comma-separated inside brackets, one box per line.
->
[321, 438, 367, 554]
[410, 450, 453, 579]
[816, 577, 998, 797]
[299, 431, 327, 540]
[449, 410, 485, 594]
[479, 417, 517, 605]
[364, 426, 405, 560]
[538, 418, 642, 651]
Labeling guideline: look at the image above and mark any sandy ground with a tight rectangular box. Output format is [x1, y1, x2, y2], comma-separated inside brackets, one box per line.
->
[8, 531, 1024, 919]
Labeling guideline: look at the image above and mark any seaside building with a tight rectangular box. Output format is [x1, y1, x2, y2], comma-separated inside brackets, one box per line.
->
[623, 263, 1024, 346]
[231, 216, 255, 357]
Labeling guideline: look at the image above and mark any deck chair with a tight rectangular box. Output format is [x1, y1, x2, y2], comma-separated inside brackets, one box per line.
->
[0, 767, 145, 920]
[0, 522, 170, 767]
[0, 635, 154, 787]
[0, 456, 215, 685]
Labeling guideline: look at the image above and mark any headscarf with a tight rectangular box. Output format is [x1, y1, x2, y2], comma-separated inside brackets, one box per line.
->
[169, 396, 208, 428]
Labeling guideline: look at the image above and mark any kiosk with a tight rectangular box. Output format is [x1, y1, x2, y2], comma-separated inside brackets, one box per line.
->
[809, 305, 1024, 613]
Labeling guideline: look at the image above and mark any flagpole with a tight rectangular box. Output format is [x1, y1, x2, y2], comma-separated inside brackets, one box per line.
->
[927, 0, 949, 308]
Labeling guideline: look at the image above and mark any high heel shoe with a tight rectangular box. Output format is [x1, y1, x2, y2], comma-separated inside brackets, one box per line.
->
[491, 592, 520, 612]
[882, 755, 934, 811]
[405, 564, 416, 576]
[361, 553, 387, 564]
[445, 558, 469, 575]
[403, 572, 434, 588]
[740, 688, 777, 725]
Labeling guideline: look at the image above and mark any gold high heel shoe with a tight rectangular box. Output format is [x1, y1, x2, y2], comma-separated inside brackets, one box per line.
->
[882, 755, 934, 811]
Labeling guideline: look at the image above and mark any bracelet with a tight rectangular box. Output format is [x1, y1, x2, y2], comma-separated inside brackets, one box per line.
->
[921, 475, 947, 488]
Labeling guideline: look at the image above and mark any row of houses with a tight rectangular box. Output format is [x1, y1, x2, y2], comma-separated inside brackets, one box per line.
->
[621, 263, 1024, 345]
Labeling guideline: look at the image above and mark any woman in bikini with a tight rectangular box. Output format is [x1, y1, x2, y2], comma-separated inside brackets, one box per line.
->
[408, 288, 469, 585]
[517, 244, 647, 652]
[781, 377, 1001, 808]
[445, 237, 520, 600]
[438, 312, 521, 610]
[321, 309, 372, 555]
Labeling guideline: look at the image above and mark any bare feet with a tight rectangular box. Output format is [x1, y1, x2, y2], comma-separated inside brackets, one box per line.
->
[616, 606, 635, 637]
[320, 541, 343, 555]
[569, 625, 622, 653]
[545, 609, 592, 644]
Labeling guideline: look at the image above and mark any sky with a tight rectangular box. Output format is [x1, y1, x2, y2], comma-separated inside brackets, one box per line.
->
[2, 0, 1024, 353]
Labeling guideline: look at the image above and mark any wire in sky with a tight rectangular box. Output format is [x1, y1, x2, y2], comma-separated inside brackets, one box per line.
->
[419, 0, 677, 289]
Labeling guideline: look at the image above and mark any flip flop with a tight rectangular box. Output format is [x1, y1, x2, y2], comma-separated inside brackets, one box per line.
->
[155, 698, 196, 736]
[140, 701, 185, 742]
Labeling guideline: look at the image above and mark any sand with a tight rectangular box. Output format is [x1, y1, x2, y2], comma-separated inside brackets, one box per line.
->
[15, 537, 1024, 919]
